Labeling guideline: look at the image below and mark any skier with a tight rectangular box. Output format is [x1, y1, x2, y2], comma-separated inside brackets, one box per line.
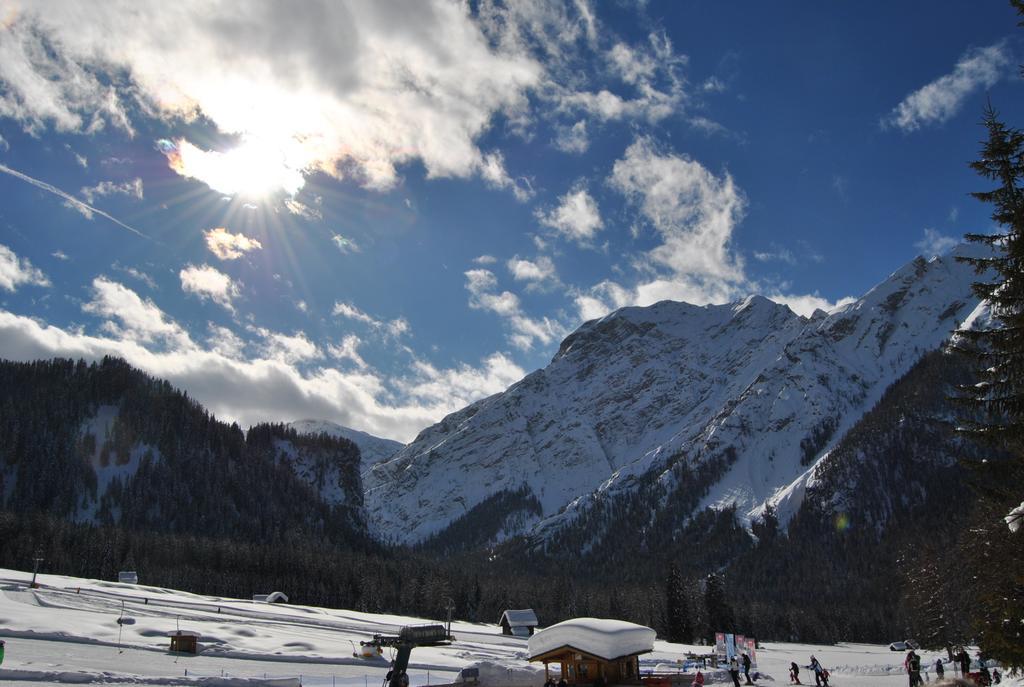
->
[0, 639, 4, 666]
[934, 658, 944, 681]
[992, 668, 1001, 685]
[695, 670, 705, 687]
[742, 652, 754, 685]
[729, 655, 742, 687]
[809, 656, 825, 687]
[790, 662, 801, 685]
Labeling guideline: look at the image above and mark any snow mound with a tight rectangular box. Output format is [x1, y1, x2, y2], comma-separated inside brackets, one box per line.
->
[462, 661, 544, 687]
[527, 618, 655, 661]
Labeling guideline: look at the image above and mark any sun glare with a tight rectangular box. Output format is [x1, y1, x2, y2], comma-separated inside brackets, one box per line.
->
[162, 137, 306, 199]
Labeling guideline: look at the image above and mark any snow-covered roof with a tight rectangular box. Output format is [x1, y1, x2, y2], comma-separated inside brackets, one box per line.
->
[527, 618, 655, 661]
[167, 630, 201, 638]
[500, 609, 538, 627]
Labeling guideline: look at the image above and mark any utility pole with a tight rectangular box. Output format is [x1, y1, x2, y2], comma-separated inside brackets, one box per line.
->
[445, 597, 455, 639]
[30, 549, 43, 589]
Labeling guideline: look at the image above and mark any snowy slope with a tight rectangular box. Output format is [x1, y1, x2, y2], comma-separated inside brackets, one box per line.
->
[365, 249, 981, 546]
[289, 420, 404, 475]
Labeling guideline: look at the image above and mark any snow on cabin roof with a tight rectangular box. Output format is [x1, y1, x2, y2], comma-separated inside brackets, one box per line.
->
[528, 618, 655, 661]
[167, 630, 201, 638]
[501, 609, 538, 627]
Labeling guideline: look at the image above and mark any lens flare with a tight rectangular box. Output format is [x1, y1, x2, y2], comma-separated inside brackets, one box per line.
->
[834, 512, 851, 533]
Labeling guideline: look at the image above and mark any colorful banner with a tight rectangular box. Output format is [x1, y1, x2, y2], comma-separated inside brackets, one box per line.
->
[715, 633, 727, 662]
[745, 638, 758, 671]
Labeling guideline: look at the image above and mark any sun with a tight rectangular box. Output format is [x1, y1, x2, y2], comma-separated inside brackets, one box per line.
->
[163, 137, 306, 200]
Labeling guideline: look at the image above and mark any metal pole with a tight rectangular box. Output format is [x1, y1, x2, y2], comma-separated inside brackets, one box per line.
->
[30, 550, 43, 588]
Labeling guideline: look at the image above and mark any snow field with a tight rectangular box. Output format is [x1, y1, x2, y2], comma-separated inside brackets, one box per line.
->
[0, 568, 1018, 687]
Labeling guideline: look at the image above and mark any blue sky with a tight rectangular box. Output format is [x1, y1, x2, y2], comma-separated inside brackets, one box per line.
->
[0, 1, 1020, 442]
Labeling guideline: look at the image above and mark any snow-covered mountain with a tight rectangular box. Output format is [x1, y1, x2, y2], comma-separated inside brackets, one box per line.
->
[288, 419, 404, 474]
[364, 249, 981, 546]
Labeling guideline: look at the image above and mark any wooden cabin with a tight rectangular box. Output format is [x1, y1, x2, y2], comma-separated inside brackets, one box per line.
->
[500, 609, 539, 637]
[168, 630, 200, 654]
[528, 618, 655, 685]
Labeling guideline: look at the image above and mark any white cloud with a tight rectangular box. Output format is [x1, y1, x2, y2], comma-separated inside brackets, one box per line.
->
[397, 352, 525, 411]
[507, 255, 558, 290]
[82, 277, 192, 349]
[473, 254, 498, 265]
[207, 324, 246, 359]
[571, 137, 845, 322]
[0, 134, 8, 151]
[886, 42, 1010, 132]
[0, 303, 523, 443]
[553, 31, 686, 124]
[553, 119, 589, 153]
[328, 334, 368, 369]
[478, 151, 534, 202]
[915, 227, 960, 258]
[753, 247, 797, 266]
[465, 268, 565, 350]
[537, 182, 603, 244]
[51, 250, 69, 261]
[79, 178, 143, 204]
[179, 264, 240, 312]
[332, 301, 408, 339]
[765, 293, 856, 318]
[0, 244, 50, 291]
[332, 234, 361, 255]
[256, 328, 322, 365]
[0, 2, 544, 197]
[204, 227, 263, 261]
[113, 263, 158, 289]
[610, 136, 745, 284]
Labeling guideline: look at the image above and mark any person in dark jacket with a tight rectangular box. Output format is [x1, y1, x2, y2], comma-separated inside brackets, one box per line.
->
[934, 659, 944, 681]
[742, 653, 754, 685]
[905, 650, 922, 687]
[790, 662, 801, 685]
[957, 648, 971, 678]
[558, 678, 568, 687]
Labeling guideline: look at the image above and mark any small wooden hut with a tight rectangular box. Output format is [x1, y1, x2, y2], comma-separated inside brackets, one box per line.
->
[168, 630, 200, 654]
[500, 609, 539, 637]
[528, 618, 655, 685]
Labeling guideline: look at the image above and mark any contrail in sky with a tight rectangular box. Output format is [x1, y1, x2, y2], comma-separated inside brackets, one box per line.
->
[0, 162, 149, 240]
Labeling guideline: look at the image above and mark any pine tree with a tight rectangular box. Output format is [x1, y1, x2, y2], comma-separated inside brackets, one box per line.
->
[665, 563, 692, 643]
[958, 104, 1024, 444]
[953, 11, 1024, 663]
[704, 573, 735, 642]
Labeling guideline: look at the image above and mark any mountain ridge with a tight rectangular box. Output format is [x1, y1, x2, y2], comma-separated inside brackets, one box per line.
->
[364, 248, 982, 547]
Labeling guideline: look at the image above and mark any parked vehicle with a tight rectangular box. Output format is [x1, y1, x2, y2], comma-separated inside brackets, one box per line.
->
[888, 640, 920, 651]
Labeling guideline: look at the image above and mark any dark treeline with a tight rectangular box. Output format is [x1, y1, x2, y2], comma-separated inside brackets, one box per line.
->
[0, 357, 367, 545]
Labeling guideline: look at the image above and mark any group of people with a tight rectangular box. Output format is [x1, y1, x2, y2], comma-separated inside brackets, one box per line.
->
[788, 656, 829, 687]
[905, 648, 1001, 687]
[726, 652, 756, 687]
